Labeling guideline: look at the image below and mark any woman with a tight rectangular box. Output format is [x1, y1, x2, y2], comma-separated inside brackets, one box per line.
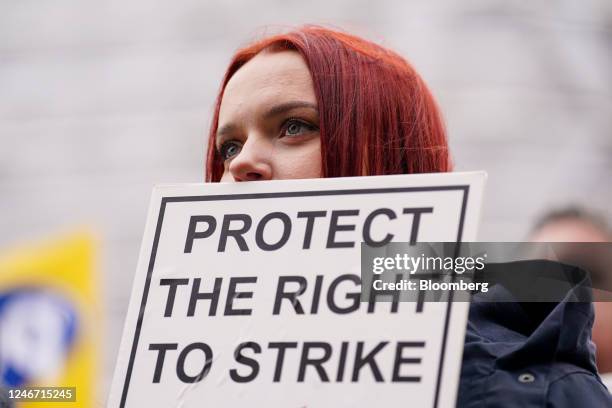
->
[206, 26, 449, 182]
[205, 26, 610, 407]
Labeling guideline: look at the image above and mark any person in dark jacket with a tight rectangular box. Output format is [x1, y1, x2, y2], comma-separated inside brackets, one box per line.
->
[458, 260, 611, 407]
[203, 25, 612, 406]
[529, 206, 612, 387]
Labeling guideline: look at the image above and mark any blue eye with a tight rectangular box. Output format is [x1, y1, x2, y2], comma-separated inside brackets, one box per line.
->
[282, 119, 316, 137]
[219, 141, 242, 161]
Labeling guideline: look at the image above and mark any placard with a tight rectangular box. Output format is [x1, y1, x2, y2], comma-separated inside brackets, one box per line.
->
[109, 172, 486, 407]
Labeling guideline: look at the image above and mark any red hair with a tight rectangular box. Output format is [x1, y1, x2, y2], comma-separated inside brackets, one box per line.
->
[205, 26, 451, 181]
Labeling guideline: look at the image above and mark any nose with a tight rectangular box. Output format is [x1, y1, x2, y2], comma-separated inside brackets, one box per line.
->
[227, 136, 273, 182]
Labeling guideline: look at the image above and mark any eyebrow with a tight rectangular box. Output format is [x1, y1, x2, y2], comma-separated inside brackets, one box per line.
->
[216, 100, 318, 139]
[264, 100, 318, 119]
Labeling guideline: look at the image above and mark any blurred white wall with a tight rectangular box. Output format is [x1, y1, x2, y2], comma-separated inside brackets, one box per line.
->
[1, 0, 611, 404]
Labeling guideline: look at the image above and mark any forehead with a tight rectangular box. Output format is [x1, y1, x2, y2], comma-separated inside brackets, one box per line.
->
[219, 50, 316, 121]
[533, 219, 610, 242]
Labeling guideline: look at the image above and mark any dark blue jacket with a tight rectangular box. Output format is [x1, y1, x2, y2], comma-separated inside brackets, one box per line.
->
[458, 261, 611, 407]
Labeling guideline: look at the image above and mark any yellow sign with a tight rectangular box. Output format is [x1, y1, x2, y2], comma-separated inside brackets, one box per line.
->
[0, 232, 100, 407]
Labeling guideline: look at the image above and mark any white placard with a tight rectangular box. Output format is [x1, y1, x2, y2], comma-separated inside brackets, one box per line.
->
[109, 172, 486, 408]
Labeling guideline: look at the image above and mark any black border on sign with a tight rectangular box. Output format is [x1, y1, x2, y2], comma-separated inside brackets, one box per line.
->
[119, 185, 470, 408]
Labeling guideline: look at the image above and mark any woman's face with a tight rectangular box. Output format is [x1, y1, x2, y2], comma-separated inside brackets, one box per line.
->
[217, 50, 322, 182]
